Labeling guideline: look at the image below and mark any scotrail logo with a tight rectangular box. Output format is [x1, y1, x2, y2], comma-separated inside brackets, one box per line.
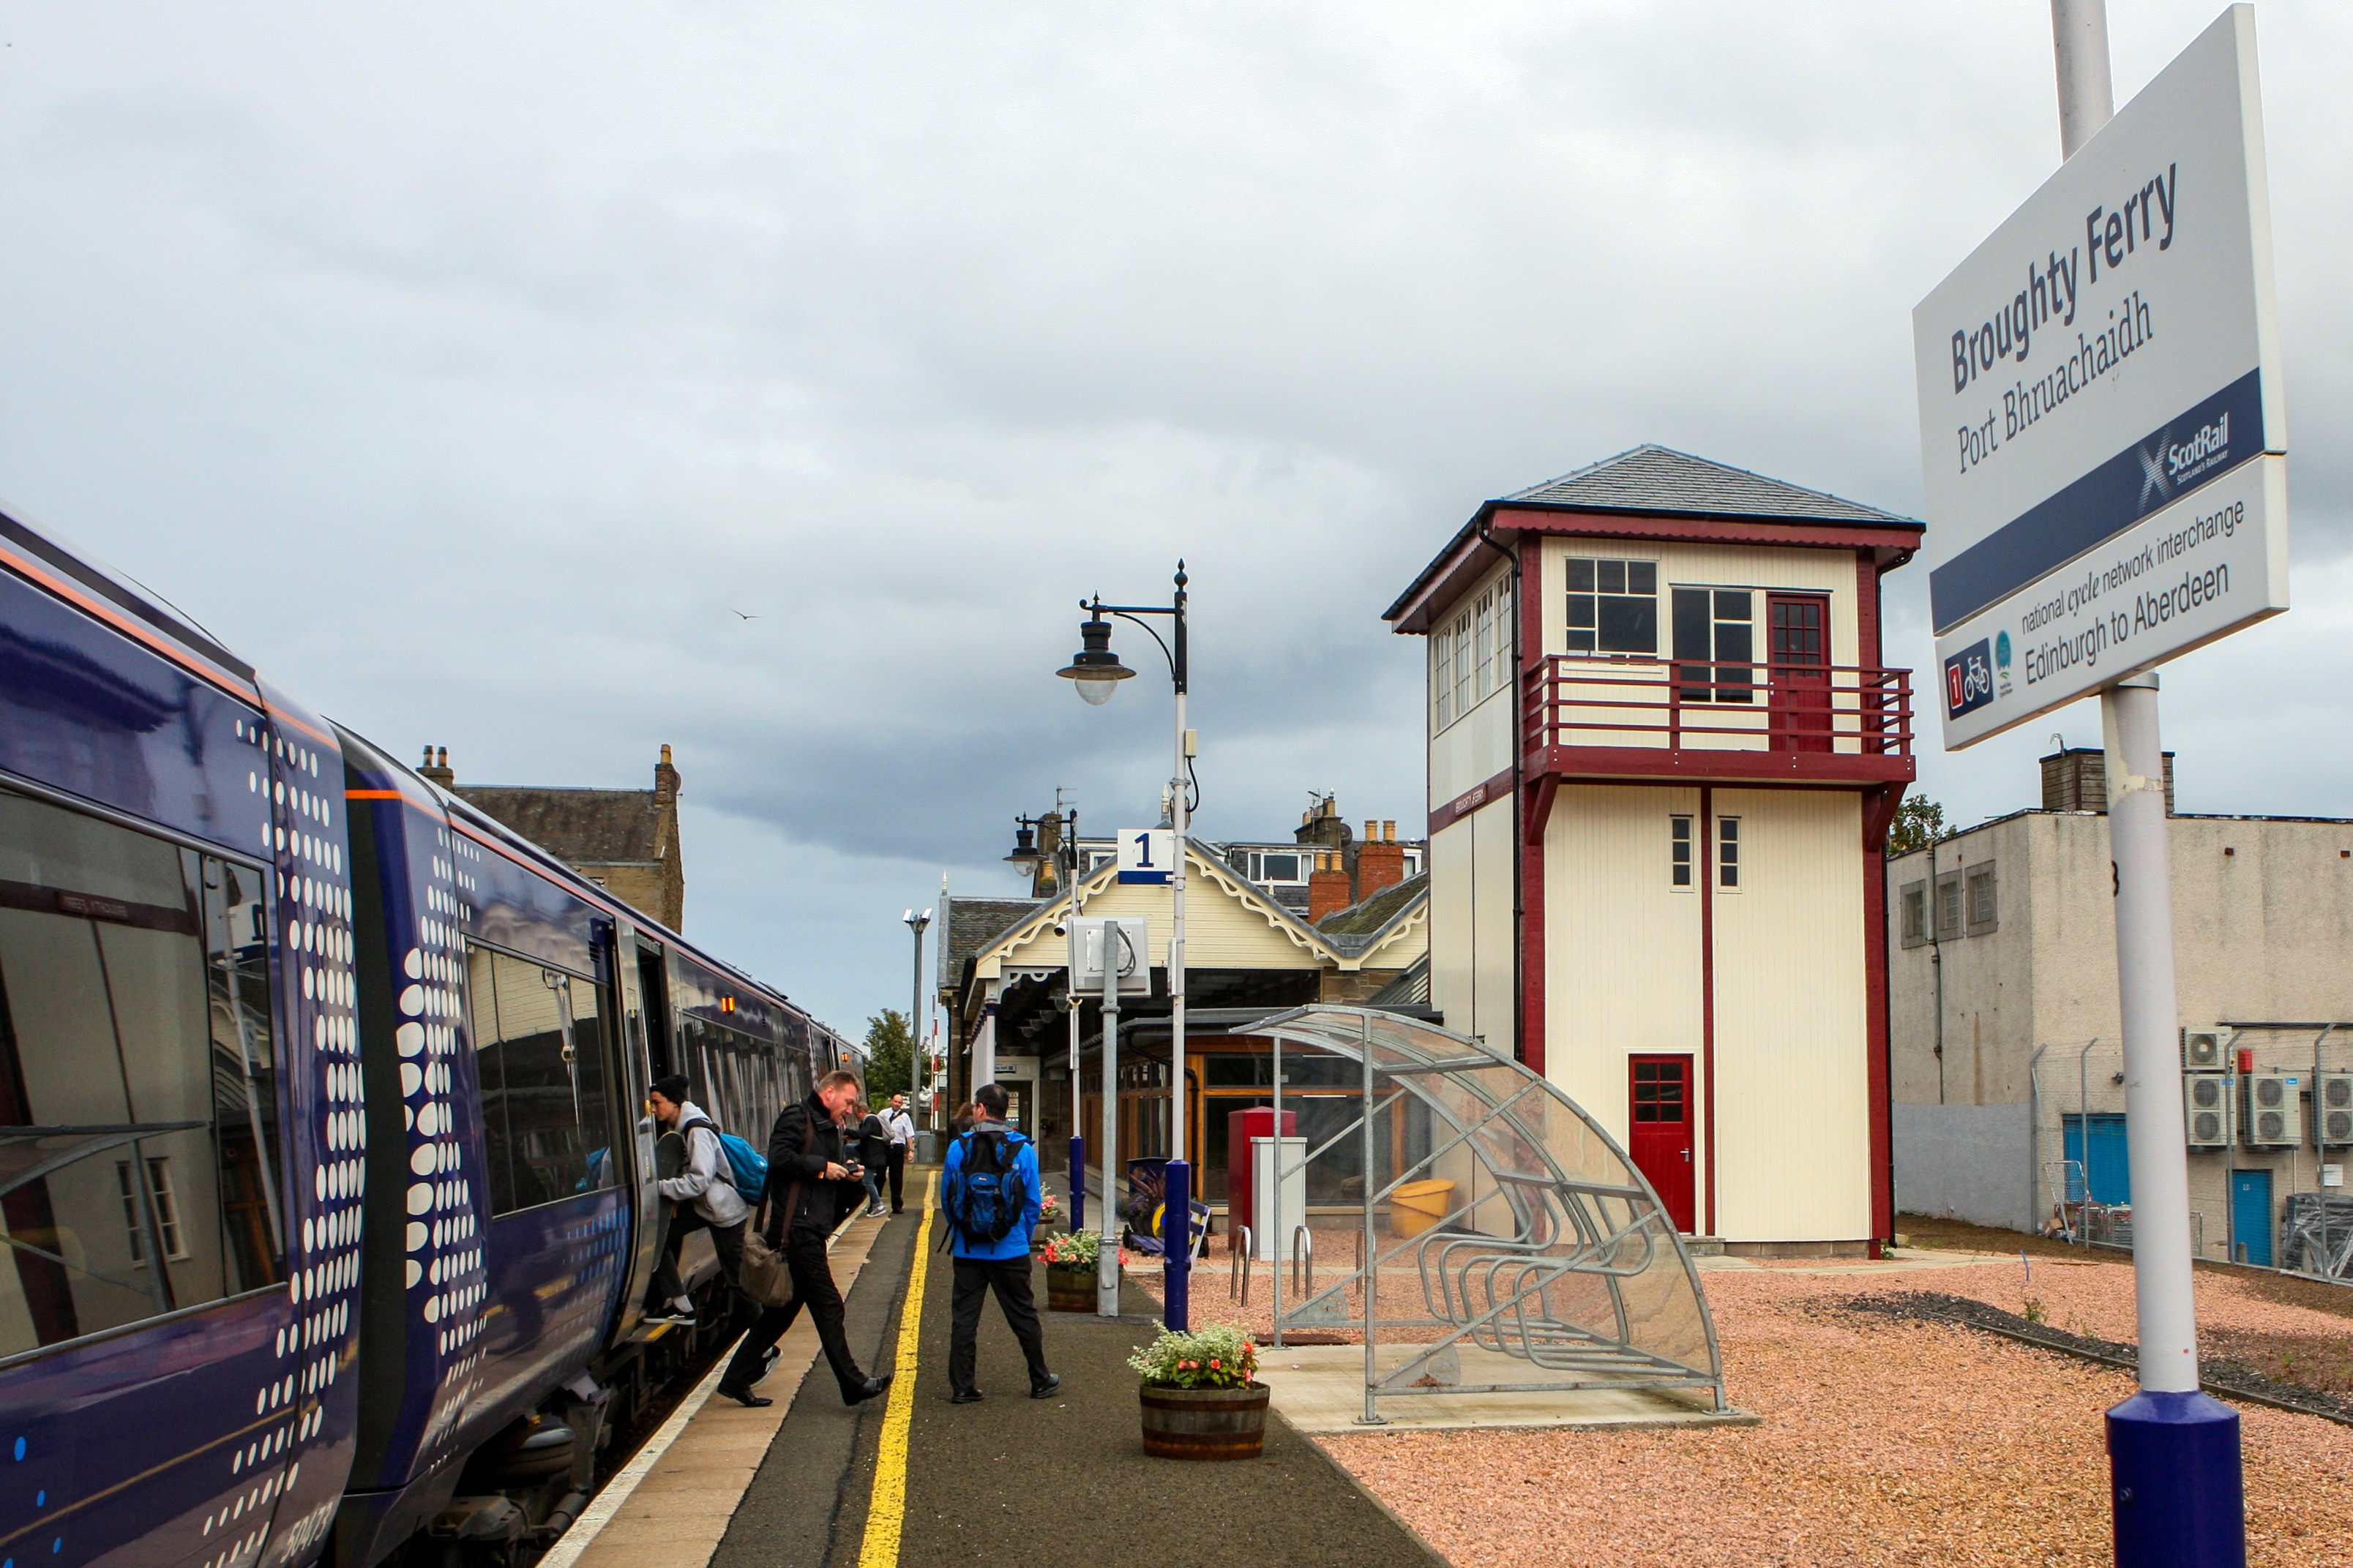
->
[2138, 412, 2232, 514]
[1945, 639, 1995, 719]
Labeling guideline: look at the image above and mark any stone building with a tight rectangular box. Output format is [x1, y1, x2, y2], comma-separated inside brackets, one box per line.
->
[419, 744, 687, 931]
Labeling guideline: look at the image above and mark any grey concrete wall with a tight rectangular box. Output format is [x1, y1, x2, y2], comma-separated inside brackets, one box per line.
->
[1893, 1102, 2035, 1234]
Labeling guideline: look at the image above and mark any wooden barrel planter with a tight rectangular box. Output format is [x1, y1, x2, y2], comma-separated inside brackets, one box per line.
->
[1044, 1267, 1100, 1313]
[1138, 1383, 1271, 1460]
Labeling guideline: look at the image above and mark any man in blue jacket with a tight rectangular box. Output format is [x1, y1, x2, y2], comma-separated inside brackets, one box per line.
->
[941, 1083, 1058, 1403]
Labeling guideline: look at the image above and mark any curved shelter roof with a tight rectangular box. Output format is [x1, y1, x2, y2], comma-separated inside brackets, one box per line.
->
[1235, 1004, 1725, 1419]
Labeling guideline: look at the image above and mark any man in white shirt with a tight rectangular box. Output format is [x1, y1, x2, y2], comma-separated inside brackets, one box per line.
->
[881, 1092, 916, 1214]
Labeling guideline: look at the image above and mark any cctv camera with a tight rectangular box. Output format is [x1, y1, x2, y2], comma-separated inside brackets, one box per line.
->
[1052, 922, 1068, 937]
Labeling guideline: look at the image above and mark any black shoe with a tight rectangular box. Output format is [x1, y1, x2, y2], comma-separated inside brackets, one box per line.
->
[716, 1383, 772, 1408]
[950, 1388, 984, 1404]
[1030, 1373, 1062, 1399]
[845, 1374, 892, 1407]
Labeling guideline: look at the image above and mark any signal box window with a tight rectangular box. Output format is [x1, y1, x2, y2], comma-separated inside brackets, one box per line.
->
[1717, 817, 1741, 890]
[1670, 816, 1694, 888]
[0, 789, 284, 1361]
[1565, 558, 1657, 655]
[468, 946, 614, 1215]
[1672, 588, 1754, 702]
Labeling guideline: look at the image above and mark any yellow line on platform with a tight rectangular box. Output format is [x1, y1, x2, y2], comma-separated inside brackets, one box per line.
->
[858, 1186, 935, 1568]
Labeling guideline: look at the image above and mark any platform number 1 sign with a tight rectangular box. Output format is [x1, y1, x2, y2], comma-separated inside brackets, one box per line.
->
[1118, 828, 1173, 885]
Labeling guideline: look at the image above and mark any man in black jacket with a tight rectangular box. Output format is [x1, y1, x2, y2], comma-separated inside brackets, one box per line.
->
[716, 1070, 892, 1408]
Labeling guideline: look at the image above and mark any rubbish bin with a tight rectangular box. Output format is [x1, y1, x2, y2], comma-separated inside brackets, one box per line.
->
[1389, 1179, 1456, 1239]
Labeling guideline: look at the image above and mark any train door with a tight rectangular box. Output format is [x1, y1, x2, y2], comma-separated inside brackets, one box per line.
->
[613, 929, 667, 1337]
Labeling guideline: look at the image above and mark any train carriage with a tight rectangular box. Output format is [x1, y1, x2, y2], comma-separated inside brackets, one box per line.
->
[0, 510, 846, 1568]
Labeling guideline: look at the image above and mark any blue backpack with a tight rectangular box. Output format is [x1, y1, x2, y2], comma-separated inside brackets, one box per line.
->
[946, 1129, 1028, 1245]
[681, 1117, 768, 1201]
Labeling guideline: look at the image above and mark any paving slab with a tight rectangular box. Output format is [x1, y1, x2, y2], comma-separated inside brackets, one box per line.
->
[1257, 1343, 1757, 1433]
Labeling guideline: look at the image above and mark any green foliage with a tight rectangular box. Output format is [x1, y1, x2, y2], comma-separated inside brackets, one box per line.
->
[1127, 1322, 1260, 1390]
[1887, 792, 1947, 856]
[862, 1008, 913, 1100]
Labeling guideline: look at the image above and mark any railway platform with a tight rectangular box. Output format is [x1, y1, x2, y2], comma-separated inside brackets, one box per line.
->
[543, 1189, 1444, 1568]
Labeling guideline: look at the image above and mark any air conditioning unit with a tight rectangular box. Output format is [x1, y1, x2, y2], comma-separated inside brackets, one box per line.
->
[2316, 1072, 2353, 1147]
[2183, 1073, 2233, 1147]
[2182, 1029, 2226, 1071]
[2244, 1073, 2303, 1146]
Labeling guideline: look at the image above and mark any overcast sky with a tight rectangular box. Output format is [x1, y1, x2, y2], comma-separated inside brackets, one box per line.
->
[1, 2, 2347, 1037]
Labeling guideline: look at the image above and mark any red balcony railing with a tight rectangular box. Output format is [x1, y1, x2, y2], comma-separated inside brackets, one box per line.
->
[1522, 656, 1912, 776]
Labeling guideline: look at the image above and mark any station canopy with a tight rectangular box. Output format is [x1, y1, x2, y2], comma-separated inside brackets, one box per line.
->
[1231, 1005, 1726, 1421]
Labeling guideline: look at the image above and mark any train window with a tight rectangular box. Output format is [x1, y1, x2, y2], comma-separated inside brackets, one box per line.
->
[466, 946, 615, 1216]
[0, 790, 284, 1362]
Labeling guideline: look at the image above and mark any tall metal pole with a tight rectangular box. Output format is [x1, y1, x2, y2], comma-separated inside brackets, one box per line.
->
[2053, 5, 2245, 1559]
[1099, 929, 1122, 1318]
[1164, 564, 1192, 1331]
[906, 909, 930, 1128]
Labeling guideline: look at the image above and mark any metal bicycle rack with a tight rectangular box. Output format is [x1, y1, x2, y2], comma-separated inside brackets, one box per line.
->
[1240, 1005, 1728, 1425]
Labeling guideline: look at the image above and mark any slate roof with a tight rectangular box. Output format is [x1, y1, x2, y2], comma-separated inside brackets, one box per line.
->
[938, 895, 1044, 990]
[1314, 871, 1429, 959]
[456, 786, 667, 866]
[1504, 445, 1911, 525]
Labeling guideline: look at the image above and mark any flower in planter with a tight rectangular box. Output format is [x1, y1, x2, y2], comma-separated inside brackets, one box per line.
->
[1127, 1323, 1260, 1391]
[1041, 1229, 1109, 1270]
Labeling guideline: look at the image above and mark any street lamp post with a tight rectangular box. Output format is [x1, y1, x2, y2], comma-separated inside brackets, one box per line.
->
[904, 908, 932, 1129]
[1056, 563, 1194, 1332]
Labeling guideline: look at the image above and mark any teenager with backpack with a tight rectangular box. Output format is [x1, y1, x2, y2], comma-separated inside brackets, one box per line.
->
[941, 1082, 1058, 1403]
[646, 1076, 747, 1326]
[717, 1069, 891, 1409]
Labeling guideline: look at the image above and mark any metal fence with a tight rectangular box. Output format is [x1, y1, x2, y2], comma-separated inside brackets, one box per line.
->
[2028, 1029, 2353, 1280]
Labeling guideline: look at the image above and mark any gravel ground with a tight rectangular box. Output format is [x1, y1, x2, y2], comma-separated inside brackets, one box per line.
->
[1309, 1255, 2353, 1567]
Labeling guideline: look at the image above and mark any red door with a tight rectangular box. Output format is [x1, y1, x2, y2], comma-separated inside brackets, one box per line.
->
[1768, 593, 1831, 753]
[1628, 1055, 1696, 1233]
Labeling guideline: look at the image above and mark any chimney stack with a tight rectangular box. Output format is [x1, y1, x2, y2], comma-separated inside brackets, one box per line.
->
[655, 743, 682, 806]
[419, 746, 454, 787]
[1308, 850, 1354, 923]
[1358, 820, 1407, 901]
[2038, 747, 2173, 815]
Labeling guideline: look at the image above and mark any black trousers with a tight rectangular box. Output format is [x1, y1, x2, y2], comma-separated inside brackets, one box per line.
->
[886, 1146, 908, 1211]
[723, 1226, 867, 1398]
[948, 1256, 1050, 1396]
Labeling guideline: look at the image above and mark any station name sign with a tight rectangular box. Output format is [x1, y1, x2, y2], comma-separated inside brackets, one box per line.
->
[1913, 5, 2286, 748]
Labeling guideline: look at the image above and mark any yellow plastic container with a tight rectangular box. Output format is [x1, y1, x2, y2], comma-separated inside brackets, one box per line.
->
[1388, 1179, 1456, 1239]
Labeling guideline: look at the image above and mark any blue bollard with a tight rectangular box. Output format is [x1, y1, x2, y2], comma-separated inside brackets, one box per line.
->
[2107, 1389, 2245, 1567]
[1068, 1133, 1085, 1235]
[1163, 1158, 1191, 1332]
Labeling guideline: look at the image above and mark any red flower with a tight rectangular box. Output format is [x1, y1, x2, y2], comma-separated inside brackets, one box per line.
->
[1209, 1359, 1222, 1369]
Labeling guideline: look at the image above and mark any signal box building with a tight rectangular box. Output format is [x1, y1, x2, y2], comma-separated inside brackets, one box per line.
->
[1385, 446, 1923, 1256]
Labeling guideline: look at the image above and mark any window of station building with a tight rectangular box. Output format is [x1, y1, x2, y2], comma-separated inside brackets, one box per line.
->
[467, 945, 614, 1215]
[0, 789, 285, 1362]
[1899, 880, 1929, 948]
[1716, 817, 1741, 890]
[1565, 558, 1657, 656]
[1964, 861, 1999, 936]
[1670, 816, 1694, 888]
[1672, 588, 1754, 702]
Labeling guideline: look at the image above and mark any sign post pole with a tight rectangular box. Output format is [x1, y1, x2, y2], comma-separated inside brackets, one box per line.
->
[2049, 7, 2244, 1564]
[1099, 926, 1122, 1318]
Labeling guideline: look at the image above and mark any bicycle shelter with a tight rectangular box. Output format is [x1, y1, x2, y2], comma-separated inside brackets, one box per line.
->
[1237, 1004, 1728, 1425]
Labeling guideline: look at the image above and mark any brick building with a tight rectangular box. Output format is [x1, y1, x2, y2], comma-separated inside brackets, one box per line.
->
[419, 744, 687, 931]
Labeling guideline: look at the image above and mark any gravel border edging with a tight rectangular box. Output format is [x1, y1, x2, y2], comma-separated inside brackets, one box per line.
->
[1835, 1290, 2353, 1428]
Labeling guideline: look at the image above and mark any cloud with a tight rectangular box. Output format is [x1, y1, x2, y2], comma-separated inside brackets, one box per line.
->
[1, 1, 2349, 1024]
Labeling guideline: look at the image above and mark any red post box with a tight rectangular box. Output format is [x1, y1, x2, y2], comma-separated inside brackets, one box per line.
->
[1226, 1106, 1298, 1254]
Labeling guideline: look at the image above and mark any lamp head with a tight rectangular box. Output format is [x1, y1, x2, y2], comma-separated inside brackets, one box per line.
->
[1003, 819, 1042, 866]
[1057, 614, 1134, 705]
